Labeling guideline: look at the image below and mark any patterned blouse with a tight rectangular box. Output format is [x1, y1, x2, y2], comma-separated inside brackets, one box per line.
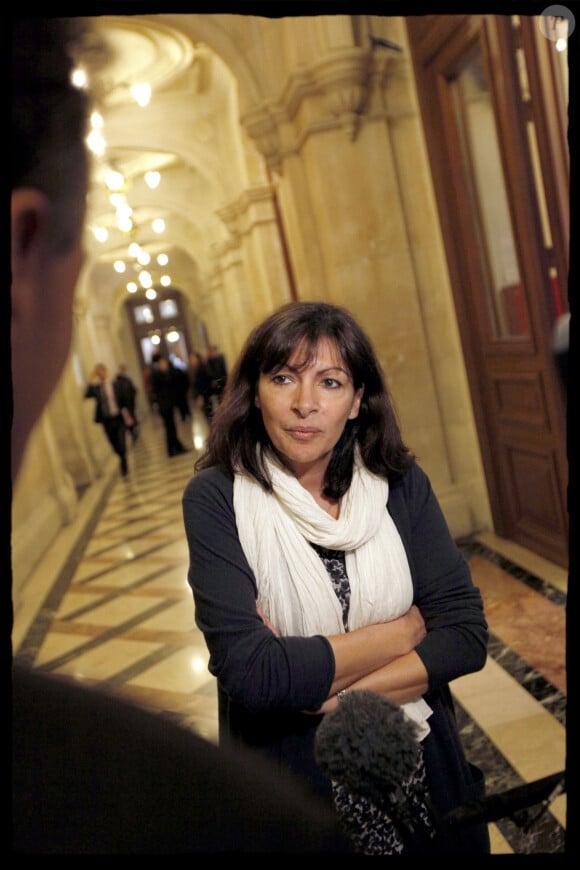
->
[311, 542, 435, 855]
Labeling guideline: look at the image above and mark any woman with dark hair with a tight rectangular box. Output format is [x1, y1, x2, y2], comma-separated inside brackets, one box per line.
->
[182, 301, 490, 855]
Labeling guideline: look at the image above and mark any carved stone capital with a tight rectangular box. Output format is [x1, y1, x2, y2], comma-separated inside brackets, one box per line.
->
[217, 185, 275, 238]
[311, 48, 373, 141]
[239, 103, 283, 173]
[240, 46, 375, 164]
[215, 202, 239, 237]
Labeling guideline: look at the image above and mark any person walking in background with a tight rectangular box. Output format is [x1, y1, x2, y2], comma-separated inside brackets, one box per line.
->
[142, 362, 154, 409]
[170, 352, 192, 422]
[182, 301, 490, 855]
[11, 17, 349, 855]
[206, 343, 228, 409]
[114, 363, 139, 443]
[149, 351, 188, 456]
[84, 363, 132, 477]
[188, 350, 214, 422]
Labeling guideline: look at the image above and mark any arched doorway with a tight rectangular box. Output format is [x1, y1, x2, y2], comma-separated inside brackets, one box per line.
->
[124, 286, 198, 403]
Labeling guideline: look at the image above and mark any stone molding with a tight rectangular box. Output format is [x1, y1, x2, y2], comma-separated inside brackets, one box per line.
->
[240, 47, 403, 170]
[216, 184, 276, 240]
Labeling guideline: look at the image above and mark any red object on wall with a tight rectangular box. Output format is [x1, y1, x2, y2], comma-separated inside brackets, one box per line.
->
[500, 283, 529, 336]
[551, 273, 563, 318]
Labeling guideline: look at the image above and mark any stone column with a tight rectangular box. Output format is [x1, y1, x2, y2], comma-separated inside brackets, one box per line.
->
[208, 240, 254, 363]
[74, 303, 118, 474]
[216, 184, 293, 319]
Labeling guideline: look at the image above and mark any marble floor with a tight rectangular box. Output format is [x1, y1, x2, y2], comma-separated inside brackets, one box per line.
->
[12, 410, 569, 855]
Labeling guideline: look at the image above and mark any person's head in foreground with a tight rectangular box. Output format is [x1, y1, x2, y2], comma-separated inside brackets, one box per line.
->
[11, 17, 91, 481]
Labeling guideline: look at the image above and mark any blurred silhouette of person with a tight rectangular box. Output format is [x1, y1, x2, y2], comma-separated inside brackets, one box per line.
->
[170, 353, 192, 422]
[149, 352, 188, 456]
[84, 363, 132, 476]
[188, 350, 213, 422]
[142, 363, 154, 409]
[114, 363, 139, 443]
[11, 16, 350, 855]
[206, 343, 228, 408]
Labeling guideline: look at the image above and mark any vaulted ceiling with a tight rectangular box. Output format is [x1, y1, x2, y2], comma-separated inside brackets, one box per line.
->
[80, 14, 252, 313]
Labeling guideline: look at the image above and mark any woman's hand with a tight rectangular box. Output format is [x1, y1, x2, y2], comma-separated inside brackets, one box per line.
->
[338, 650, 430, 705]
[394, 604, 427, 653]
[303, 695, 340, 715]
[326, 604, 427, 698]
[257, 601, 427, 711]
[257, 604, 280, 636]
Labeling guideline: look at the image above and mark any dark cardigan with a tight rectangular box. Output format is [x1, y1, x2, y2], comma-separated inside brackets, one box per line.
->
[182, 461, 490, 853]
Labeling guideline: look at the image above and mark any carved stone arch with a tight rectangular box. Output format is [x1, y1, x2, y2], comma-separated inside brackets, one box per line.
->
[149, 13, 267, 112]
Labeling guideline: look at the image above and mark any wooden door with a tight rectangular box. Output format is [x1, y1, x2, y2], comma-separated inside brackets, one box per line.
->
[407, 14, 569, 567]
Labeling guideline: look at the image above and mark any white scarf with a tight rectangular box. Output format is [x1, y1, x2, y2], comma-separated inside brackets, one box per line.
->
[233, 449, 432, 738]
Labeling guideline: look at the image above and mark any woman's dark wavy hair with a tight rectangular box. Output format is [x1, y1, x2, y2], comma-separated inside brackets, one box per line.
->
[195, 301, 414, 498]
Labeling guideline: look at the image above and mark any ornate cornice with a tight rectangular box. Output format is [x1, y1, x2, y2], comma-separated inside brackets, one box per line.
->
[216, 184, 276, 239]
[240, 47, 398, 170]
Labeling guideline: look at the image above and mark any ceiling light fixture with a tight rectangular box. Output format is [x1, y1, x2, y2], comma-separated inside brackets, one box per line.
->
[72, 67, 88, 89]
[131, 82, 152, 107]
[87, 128, 106, 157]
[92, 227, 108, 243]
[145, 171, 161, 189]
[105, 169, 125, 191]
[80, 65, 173, 297]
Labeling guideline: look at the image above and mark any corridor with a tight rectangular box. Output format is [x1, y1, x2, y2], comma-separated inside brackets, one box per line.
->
[12, 409, 567, 855]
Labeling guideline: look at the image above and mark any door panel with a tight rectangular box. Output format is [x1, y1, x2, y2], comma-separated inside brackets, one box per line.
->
[407, 15, 568, 567]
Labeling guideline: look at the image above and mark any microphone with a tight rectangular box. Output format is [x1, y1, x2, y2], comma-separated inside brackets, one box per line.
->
[446, 770, 566, 831]
[314, 690, 438, 853]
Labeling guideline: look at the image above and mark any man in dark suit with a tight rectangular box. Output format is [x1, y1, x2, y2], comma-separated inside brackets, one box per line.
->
[114, 363, 139, 443]
[84, 363, 132, 476]
[149, 352, 188, 456]
[206, 344, 228, 407]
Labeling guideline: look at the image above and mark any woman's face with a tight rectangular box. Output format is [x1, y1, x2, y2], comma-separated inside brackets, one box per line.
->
[256, 337, 363, 479]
